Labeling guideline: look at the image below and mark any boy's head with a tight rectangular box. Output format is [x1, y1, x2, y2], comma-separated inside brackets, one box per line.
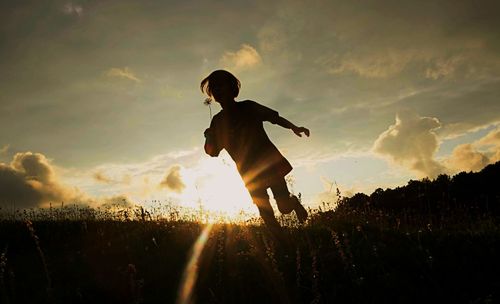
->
[200, 70, 241, 103]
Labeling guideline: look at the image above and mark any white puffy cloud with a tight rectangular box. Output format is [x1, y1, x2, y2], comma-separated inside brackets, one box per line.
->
[445, 144, 490, 172]
[373, 111, 446, 178]
[445, 128, 500, 173]
[220, 44, 262, 71]
[374, 115, 500, 177]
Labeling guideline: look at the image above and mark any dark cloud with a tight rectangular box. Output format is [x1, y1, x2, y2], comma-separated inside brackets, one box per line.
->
[0, 163, 42, 208]
[11, 152, 54, 183]
[0, 152, 87, 208]
[159, 165, 185, 193]
[0, 151, 141, 209]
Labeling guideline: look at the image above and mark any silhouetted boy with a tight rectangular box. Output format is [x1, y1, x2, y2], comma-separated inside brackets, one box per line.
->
[201, 70, 309, 231]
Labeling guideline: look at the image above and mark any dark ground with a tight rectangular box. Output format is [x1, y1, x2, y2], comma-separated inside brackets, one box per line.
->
[1, 213, 499, 304]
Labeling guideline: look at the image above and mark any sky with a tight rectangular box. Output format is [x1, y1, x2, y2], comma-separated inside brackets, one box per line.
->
[1, 0, 500, 215]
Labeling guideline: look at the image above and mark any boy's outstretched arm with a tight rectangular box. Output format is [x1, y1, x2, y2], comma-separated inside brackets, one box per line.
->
[274, 116, 310, 137]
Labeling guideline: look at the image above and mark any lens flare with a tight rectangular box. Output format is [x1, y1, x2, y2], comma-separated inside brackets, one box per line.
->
[176, 223, 213, 304]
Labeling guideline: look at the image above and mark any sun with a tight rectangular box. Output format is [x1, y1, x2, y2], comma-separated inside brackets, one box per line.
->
[179, 153, 257, 219]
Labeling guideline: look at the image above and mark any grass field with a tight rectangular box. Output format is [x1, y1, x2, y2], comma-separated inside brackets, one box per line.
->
[1, 200, 499, 304]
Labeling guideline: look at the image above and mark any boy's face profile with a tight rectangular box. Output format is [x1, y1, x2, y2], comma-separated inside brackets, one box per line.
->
[200, 70, 240, 107]
[211, 82, 235, 105]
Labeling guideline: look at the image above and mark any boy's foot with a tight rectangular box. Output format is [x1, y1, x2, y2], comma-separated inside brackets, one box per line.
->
[289, 195, 308, 223]
[295, 203, 308, 224]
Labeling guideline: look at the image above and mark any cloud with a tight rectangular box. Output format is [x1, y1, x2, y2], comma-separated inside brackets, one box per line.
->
[321, 43, 486, 80]
[92, 171, 113, 184]
[404, 81, 500, 140]
[374, 117, 499, 176]
[0, 152, 88, 208]
[0, 163, 42, 209]
[445, 128, 500, 173]
[445, 144, 490, 173]
[105, 67, 141, 83]
[62, 3, 83, 16]
[88, 148, 199, 181]
[92, 170, 131, 185]
[437, 122, 492, 140]
[257, 24, 287, 53]
[425, 55, 465, 80]
[373, 111, 446, 178]
[478, 127, 500, 147]
[0, 144, 9, 155]
[325, 49, 419, 78]
[220, 44, 262, 71]
[159, 165, 185, 193]
[78, 148, 200, 201]
[0, 151, 141, 210]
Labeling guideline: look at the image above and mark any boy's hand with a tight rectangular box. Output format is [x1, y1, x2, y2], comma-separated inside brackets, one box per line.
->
[293, 126, 310, 137]
[204, 128, 212, 137]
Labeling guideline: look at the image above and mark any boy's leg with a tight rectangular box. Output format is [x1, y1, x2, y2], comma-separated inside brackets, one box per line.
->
[270, 178, 308, 223]
[249, 187, 281, 231]
[249, 186, 294, 253]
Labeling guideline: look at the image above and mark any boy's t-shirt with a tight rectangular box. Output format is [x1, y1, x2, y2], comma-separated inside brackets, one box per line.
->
[206, 100, 292, 188]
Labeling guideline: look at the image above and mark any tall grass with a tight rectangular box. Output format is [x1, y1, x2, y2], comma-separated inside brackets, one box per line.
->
[0, 191, 499, 303]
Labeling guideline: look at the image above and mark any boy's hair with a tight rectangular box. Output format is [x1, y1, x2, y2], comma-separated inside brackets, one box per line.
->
[200, 70, 241, 98]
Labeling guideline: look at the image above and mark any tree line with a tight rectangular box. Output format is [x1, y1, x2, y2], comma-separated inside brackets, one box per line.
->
[336, 161, 500, 217]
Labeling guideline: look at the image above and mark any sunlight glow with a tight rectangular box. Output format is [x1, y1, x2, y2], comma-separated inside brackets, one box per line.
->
[179, 153, 257, 218]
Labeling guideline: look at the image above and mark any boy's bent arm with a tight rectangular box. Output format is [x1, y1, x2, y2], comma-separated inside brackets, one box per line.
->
[274, 116, 310, 137]
[204, 128, 221, 156]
